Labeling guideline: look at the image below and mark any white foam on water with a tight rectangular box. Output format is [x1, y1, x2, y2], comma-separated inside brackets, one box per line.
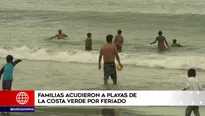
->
[0, 46, 205, 70]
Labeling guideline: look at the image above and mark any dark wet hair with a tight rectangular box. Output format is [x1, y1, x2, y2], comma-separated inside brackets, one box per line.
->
[158, 31, 162, 36]
[187, 68, 196, 77]
[117, 30, 122, 34]
[6, 55, 13, 63]
[58, 29, 62, 34]
[87, 33, 91, 37]
[106, 35, 113, 43]
[173, 39, 177, 43]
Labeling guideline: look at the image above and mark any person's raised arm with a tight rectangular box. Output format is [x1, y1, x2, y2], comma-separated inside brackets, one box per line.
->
[150, 38, 157, 44]
[178, 44, 183, 47]
[49, 35, 57, 40]
[64, 34, 68, 39]
[12, 59, 22, 67]
[98, 48, 103, 70]
[0, 65, 4, 80]
[61, 34, 68, 40]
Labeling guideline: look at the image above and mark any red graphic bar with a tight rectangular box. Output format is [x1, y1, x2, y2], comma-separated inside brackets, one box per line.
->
[0, 90, 34, 106]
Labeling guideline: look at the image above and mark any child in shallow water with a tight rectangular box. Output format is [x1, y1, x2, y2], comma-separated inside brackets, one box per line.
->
[0, 55, 22, 90]
[183, 68, 203, 116]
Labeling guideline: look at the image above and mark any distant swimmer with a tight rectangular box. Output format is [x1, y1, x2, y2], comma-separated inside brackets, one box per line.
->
[49, 29, 68, 40]
[114, 30, 124, 52]
[171, 39, 182, 47]
[85, 33, 92, 51]
[98, 34, 123, 85]
[150, 31, 169, 51]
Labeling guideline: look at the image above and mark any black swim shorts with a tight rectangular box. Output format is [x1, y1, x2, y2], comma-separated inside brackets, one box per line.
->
[2, 80, 12, 90]
[85, 46, 92, 51]
[103, 62, 117, 81]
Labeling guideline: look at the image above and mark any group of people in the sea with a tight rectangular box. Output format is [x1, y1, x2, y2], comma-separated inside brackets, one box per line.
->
[0, 29, 200, 116]
[49, 29, 201, 116]
[49, 29, 124, 52]
[48, 29, 186, 87]
[97, 32, 201, 116]
[150, 31, 182, 51]
[49, 29, 182, 53]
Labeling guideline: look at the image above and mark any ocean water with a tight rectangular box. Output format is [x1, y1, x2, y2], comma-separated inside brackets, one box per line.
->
[0, 0, 205, 115]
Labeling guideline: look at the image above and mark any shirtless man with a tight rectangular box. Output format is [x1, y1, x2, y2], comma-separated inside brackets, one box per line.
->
[171, 39, 182, 47]
[150, 31, 169, 51]
[114, 30, 124, 52]
[98, 34, 123, 85]
[85, 33, 92, 51]
[49, 29, 68, 40]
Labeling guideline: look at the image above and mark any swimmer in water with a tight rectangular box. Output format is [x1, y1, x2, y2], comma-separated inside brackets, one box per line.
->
[171, 39, 182, 47]
[113, 30, 124, 52]
[49, 29, 68, 40]
[85, 33, 92, 51]
[150, 31, 169, 51]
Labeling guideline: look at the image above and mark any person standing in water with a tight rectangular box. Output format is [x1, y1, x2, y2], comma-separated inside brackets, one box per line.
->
[49, 29, 68, 40]
[150, 31, 169, 51]
[182, 68, 202, 116]
[85, 33, 92, 51]
[0, 55, 22, 116]
[0, 55, 22, 91]
[98, 34, 123, 85]
[114, 30, 124, 52]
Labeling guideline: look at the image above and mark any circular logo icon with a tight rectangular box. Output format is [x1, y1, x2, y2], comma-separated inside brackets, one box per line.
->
[16, 92, 29, 105]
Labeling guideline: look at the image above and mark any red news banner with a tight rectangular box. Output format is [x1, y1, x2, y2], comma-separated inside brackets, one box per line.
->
[0, 90, 204, 112]
[0, 90, 35, 112]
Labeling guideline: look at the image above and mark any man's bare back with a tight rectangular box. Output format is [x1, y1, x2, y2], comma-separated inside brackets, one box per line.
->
[85, 33, 92, 51]
[56, 34, 67, 40]
[85, 37, 92, 50]
[114, 35, 123, 46]
[150, 31, 169, 50]
[156, 36, 166, 44]
[114, 30, 124, 52]
[98, 35, 123, 85]
[100, 44, 117, 63]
